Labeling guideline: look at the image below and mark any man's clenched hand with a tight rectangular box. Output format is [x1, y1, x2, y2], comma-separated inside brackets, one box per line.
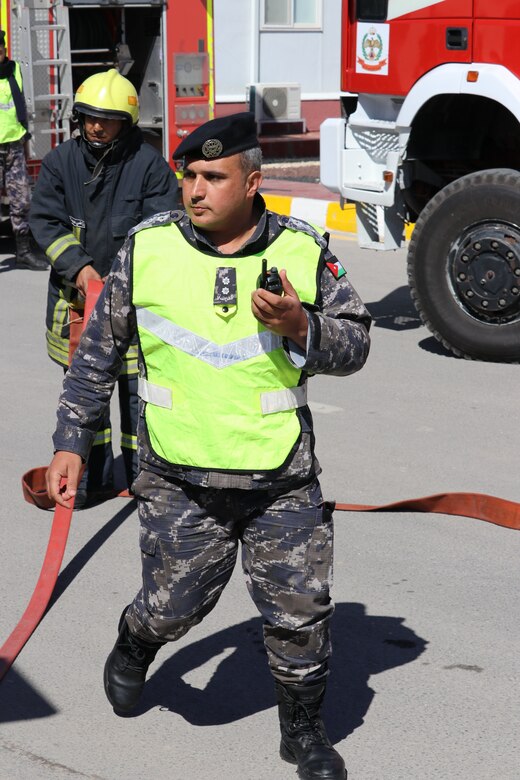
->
[75, 265, 103, 298]
[46, 452, 84, 507]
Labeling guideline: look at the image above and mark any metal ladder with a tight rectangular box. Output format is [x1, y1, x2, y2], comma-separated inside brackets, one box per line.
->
[16, 0, 73, 161]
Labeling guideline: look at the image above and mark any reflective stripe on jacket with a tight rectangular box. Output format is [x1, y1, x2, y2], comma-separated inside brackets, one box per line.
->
[132, 221, 322, 472]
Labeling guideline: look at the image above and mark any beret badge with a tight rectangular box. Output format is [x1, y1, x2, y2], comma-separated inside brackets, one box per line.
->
[202, 138, 224, 159]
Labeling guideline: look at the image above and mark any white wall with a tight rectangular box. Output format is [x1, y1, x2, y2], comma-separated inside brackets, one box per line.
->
[214, 1, 257, 101]
[214, 0, 341, 102]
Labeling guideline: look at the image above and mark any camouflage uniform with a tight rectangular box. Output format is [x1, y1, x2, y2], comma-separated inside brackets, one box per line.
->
[0, 139, 30, 235]
[53, 197, 371, 683]
[128, 472, 334, 683]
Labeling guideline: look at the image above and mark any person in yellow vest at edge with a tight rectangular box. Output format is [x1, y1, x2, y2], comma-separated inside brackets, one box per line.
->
[45, 112, 371, 780]
[0, 30, 47, 270]
[30, 69, 178, 508]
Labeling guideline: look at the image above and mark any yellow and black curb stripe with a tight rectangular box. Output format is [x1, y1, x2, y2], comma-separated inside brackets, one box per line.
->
[262, 192, 414, 239]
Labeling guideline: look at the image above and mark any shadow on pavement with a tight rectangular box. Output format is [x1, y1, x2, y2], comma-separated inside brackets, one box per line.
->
[0, 597, 426, 734]
[47, 498, 137, 613]
[135, 601, 428, 742]
[0, 236, 15, 272]
[0, 667, 56, 723]
[366, 286, 421, 331]
[418, 336, 457, 358]
[367, 285, 457, 358]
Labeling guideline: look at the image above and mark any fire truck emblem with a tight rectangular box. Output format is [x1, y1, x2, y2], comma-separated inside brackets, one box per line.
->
[362, 28, 383, 63]
[356, 22, 389, 75]
[202, 139, 224, 158]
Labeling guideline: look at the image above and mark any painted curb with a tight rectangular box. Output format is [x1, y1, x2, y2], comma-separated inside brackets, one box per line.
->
[263, 192, 414, 239]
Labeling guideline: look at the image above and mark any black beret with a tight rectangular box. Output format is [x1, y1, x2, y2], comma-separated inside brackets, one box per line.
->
[173, 112, 259, 162]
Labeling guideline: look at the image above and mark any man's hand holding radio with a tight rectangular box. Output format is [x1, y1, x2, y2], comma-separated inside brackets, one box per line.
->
[251, 268, 308, 349]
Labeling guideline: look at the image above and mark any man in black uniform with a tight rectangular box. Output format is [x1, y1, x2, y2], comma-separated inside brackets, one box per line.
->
[30, 69, 178, 507]
[46, 113, 371, 779]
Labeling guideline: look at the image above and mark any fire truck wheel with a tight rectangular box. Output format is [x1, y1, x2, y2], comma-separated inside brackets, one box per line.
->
[407, 168, 520, 362]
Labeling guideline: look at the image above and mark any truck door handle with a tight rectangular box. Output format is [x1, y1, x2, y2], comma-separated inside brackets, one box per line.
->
[446, 27, 468, 50]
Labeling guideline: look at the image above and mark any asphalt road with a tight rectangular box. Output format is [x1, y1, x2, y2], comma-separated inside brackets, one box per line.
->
[0, 230, 518, 780]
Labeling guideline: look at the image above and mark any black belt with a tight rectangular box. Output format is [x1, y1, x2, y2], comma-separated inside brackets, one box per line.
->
[0, 139, 23, 149]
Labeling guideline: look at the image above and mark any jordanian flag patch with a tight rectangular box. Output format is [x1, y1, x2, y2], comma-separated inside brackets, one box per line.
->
[325, 260, 346, 279]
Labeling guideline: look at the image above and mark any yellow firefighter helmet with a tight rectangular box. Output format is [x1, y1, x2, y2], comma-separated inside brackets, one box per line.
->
[73, 69, 139, 125]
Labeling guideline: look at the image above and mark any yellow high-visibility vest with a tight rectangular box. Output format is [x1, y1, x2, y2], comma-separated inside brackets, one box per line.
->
[133, 220, 323, 472]
[0, 63, 27, 143]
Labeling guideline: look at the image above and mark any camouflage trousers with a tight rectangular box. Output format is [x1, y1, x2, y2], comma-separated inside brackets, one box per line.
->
[126, 471, 335, 685]
[0, 140, 31, 235]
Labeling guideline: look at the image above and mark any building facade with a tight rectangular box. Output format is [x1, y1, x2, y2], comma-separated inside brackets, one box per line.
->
[214, 0, 342, 132]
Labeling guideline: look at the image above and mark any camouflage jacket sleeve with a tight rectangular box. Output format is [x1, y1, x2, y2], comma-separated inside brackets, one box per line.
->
[52, 241, 136, 458]
[295, 243, 371, 377]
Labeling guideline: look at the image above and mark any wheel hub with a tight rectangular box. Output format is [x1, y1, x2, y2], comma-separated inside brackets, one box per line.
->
[450, 223, 520, 322]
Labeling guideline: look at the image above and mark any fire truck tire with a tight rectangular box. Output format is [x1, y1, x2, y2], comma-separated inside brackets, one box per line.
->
[407, 168, 520, 362]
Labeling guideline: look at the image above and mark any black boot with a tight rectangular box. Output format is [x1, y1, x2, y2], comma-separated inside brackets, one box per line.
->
[103, 608, 164, 714]
[276, 681, 347, 780]
[15, 234, 48, 271]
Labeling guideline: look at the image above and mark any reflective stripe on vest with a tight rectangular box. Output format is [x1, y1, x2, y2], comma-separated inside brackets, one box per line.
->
[132, 221, 323, 472]
[138, 376, 308, 415]
[0, 63, 26, 143]
[135, 306, 283, 368]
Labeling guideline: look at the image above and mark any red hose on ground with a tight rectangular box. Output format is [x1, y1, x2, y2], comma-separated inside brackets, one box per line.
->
[0, 495, 73, 681]
[0, 280, 104, 683]
[335, 492, 520, 531]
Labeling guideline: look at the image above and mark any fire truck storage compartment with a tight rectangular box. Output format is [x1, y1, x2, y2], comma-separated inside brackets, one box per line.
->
[68, 2, 164, 141]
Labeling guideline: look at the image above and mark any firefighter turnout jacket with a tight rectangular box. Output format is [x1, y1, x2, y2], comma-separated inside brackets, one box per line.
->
[29, 126, 178, 369]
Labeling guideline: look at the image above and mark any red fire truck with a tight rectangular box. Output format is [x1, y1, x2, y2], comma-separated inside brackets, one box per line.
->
[0, 0, 214, 174]
[321, 1, 520, 361]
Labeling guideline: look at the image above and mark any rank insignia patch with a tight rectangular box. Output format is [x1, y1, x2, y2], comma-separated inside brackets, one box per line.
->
[325, 260, 346, 279]
[214, 267, 237, 305]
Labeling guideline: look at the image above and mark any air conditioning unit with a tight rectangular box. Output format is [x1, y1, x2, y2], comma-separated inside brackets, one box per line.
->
[247, 83, 302, 122]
